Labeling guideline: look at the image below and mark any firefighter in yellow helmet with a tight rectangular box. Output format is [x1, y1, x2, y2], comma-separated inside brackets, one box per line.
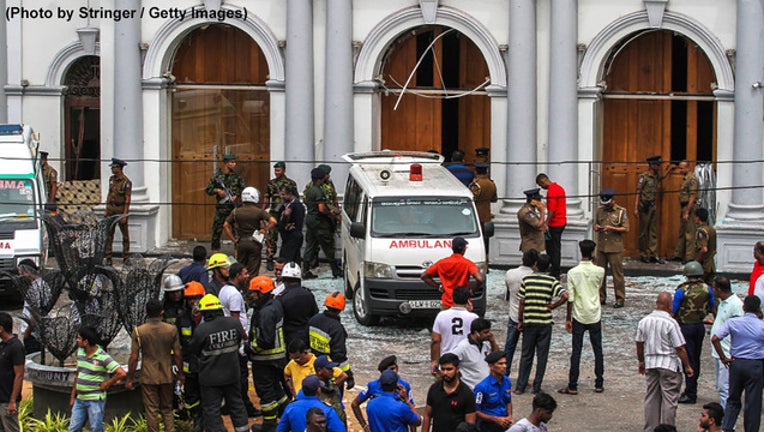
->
[308, 291, 354, 389]
[188, 294, 249, 432]
[247, 276, 289, 432]
[205, 253, 232, 296]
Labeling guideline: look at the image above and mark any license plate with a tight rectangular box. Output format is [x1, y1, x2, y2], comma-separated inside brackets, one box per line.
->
[408, 300, 441, 309]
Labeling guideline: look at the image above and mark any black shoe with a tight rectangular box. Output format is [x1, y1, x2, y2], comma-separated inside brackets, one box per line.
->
[678, 394, 696, 404]
[613, 302, 625, 309]
[640, 257, 650, 263]
[266, 258, 274, 272]
[650, 256, 666, 264]
[303, 270, 318, 280]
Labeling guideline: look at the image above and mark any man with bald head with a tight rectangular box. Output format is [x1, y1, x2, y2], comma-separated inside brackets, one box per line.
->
[636, 292, 694, 432]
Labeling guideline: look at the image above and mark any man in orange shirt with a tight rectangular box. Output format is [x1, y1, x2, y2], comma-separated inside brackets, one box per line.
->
[421, 237, 486, 308]
[536, 173, 566, 279]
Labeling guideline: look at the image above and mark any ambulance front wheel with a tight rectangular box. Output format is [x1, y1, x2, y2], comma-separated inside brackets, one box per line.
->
[353, 284, 379, 326]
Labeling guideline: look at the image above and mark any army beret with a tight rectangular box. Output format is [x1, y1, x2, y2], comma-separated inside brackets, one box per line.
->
[223, 154, 236, 161]
[485, 351, 506, 364]
[109, 158, 127, 168]
[311, 168, 326, 179]
[273, 161, 286, 169]
[377, 355, 397, 372]
[317, 164, 332, 174]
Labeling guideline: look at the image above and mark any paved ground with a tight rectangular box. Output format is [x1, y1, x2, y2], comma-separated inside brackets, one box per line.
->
[8, 247, 759, 431]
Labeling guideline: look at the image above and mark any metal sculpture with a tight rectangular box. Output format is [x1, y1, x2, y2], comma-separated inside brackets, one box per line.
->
[36, 306, 80, 367]
[114, 254, 173, 334]
[70, 267, 123, 348]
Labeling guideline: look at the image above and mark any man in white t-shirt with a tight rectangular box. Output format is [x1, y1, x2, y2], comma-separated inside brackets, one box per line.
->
[450, 318, 498, 389]
[504, 249, 538, 374]
[507, 392, 557, 432]
[430, 286, 479, 376]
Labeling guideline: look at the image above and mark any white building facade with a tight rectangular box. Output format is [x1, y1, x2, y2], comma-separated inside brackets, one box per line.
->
[3, 0, 762, 271]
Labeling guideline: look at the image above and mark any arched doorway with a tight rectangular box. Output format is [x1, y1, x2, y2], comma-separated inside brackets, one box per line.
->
[170, 24, 270, 240]
[379, 26, 491, 164]
[601, 30, 717, 257]
[63, 55, 101, 181]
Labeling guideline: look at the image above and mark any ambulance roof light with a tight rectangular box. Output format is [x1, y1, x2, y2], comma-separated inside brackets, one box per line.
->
[410, 163, 422, 181]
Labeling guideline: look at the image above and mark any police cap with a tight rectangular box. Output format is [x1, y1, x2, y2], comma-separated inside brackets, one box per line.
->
[109, 158, 127, 168]
[40, 151, 49, 159]
[523, 188, 541, 198]
[599, 188, 615, 204]
[646, 155, 662, 164]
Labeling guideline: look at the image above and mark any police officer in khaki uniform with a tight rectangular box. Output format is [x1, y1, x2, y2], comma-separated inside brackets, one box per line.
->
[40, 151, 57, 202]
[263, 161, 297, 271]
[517, 188, 546, 253]
[224, 187, 277, 277]
[634, 155, 673, 264]
[594, 189, 629, 308]
[693, 207, 716, 285]
[674, 160, 699, 262]
[470, 162, 498, 254]
[104, 158, 132, 265]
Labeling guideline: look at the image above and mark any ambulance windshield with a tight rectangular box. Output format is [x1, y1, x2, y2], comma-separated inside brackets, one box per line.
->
[371, 197, 478, 238]
[0, 178, 36, 221]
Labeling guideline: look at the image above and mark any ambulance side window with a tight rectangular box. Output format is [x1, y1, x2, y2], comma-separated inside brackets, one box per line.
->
[344, 176, 362, 222]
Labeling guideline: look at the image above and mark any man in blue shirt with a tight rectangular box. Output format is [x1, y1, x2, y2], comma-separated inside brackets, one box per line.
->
[446, 150, 475, 187]
[351, 355, 414, 429]
[474, 351, 514, 432]
[711, 295, 764, 432]
[366, 370, 421, 432]
[177, 245, 209, 290]
[276, 375, 346, 432]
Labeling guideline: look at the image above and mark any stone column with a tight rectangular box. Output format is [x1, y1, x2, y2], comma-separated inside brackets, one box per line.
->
[547, 0, 587, 264]
[285, 0, 315, 189]
[0, 0, 7, 123]
[323, 0, 353, 193]
[109, 0, 157, 253]
[493, 0, 537, 263]
[716, 0, 764, 272]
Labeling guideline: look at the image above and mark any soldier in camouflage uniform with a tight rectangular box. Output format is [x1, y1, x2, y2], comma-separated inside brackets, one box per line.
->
[303, 168, 342, 279]
[104, 158, 132, 266]
[634, 155, 674, 264]
[693, 207, 717, 285]
[303, 165, 341, 272]
[40, 151, 58, 202]
[205, 154, 244, 251]
[672, 261, 715, 404]
[674, 160, 699, 262]
[263, 161, 297, 271]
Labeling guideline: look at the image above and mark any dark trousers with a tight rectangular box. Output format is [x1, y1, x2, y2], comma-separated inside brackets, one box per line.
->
[679, 322, 705, 399]
[183, 374, 203, 432]
[568, 319, 604, 390]
[545, 225, 565, 278]
[251, 361, 289, 422]
[200, 382, 249, 432]
[516, 323, 552, 393]
[722, 358, 763, 432]
[236, 239, 263, 277]
[504, 318, 520, 375]
[303, 220, 334, 269]
[279, 231, 303, 264]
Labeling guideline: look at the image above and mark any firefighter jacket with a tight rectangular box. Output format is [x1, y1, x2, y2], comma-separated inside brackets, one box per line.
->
[309, 310, 350, 372]
[188, 315, 242, 387]
[249, 297, 286, 362]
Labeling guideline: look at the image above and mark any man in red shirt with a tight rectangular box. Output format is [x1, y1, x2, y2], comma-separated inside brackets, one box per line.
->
[749, 241, 764, 295]
[536, 173, 567, 279]
[421, 237, 486, 308]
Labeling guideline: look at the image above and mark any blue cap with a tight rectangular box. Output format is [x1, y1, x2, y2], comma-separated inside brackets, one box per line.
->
[452, 236, 468, 250]
[380, 369, 399, 386]
[314, 355, 338, 370]
[302, 375, 325, 393]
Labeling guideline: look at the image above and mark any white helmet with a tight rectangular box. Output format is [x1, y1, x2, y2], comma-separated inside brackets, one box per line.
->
[163, 274, 185, 292]
[282, 262, 302, 280]
[242, 187, 260, 204]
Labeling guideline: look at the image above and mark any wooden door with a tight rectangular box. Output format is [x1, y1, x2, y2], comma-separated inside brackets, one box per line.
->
[170, 25, 270, 240]
[602, 31, 717, 257]
[63, 56, 101, 181]
[380, 27, 490, 163]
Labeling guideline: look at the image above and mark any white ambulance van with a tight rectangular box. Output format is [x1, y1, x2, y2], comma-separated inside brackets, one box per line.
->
[341, 151, 493, 325]
[0, 124, 48, 300]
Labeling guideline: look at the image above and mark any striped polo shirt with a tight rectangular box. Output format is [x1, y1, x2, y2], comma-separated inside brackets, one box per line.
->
[74, 346, 121, 400]
[519, 273, 565, 325]
[635, 309, 687, 372]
